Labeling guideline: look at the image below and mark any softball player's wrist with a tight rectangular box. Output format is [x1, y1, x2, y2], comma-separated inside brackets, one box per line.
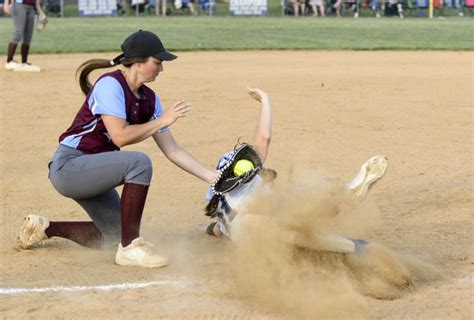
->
[207, 171, 219, 184]
[153, 119, 168, 133]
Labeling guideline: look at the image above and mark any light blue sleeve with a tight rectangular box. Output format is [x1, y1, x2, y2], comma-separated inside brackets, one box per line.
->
[151, 94, 169, 132]
[88, 77, 126, 119]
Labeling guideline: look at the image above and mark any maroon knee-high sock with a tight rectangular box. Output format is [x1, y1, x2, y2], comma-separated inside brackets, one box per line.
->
[45, 222, 103, 249]
[20, 45, 29, 63]
[7, 42, 17, 62]
[120, 183, 149, 247]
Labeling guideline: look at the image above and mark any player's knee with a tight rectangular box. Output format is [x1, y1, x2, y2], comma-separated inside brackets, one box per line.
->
[126, 152, 153, 184]
[11, 35, 22, 43]
[135, 152, 153, 178]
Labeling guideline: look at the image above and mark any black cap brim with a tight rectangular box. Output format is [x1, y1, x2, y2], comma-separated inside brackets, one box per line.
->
[154, 51, 177, 61]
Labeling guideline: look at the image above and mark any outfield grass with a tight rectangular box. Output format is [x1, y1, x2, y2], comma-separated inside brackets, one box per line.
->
[0, 16, 472, 53]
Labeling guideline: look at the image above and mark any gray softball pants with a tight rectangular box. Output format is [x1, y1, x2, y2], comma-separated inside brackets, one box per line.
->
[10, 3, 35, 45]
[48, 145, 153, 245]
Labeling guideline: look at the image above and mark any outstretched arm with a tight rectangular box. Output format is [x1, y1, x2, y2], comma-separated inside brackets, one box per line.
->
[248, 87, 272, 164]
[102, 100, 191, 148]
[153, 130, 218, 184]
[35, 0, 46, 16]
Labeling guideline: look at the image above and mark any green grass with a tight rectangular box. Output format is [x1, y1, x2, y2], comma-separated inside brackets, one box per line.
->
[0, 16, 473, 54]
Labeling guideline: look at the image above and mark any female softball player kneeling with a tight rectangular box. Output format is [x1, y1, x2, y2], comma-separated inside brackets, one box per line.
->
[18, 30, 218, 268]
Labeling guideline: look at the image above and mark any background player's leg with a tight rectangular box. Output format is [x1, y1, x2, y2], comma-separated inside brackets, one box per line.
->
[20, 45, 30, 64]
[6, 43, 17, 64]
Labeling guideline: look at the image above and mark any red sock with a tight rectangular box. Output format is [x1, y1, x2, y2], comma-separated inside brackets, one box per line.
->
[7, 42, 17, 62]
[20, 45, 29, 63]
[46, 221, 103, 249]
[120, 183, 149, 247]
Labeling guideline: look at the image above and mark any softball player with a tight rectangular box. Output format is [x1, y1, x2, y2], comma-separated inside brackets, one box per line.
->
[204, 87, 272, 239]
[204, 88, 388, 252]
[3, 0, 46, 72]
[19, 30, 218, 268]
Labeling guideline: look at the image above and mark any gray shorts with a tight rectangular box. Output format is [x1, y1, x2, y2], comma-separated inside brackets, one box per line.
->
[48, 145, 153, 245]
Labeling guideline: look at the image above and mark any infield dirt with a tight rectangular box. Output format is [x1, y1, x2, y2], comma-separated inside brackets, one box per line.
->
[0, 51, 472, 319]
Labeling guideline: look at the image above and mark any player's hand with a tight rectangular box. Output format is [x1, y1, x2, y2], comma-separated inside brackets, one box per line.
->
[3, 4, 11, 15]
[39, 11, 48, 24]
[247, 86, 269, 103]
[161, 100, 191, 127]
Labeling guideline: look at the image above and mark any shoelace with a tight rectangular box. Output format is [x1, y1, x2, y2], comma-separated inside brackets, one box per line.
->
[133, 237, 154, 254]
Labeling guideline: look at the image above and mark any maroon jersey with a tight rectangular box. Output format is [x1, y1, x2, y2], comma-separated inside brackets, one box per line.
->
[59, 70, 165, 154]
[19, 0, 36, 5]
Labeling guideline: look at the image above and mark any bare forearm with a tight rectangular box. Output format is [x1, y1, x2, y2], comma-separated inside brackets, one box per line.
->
[166, 147, 216, 183]
[253, 96, 272, 161]
[110, 118, 167, 147]
[254, 96, 272, 141]
[35, 0, 43, 12]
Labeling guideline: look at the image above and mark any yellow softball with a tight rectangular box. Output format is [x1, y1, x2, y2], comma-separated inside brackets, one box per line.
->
[233, 159, 255, 177]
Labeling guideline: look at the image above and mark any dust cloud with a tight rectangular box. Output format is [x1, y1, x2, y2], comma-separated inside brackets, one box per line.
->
[230, 167, 439, 318]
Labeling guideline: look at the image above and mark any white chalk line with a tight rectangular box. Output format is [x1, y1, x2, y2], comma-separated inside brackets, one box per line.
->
[455, 276, 473, 284]
[0, 277, 193, 296]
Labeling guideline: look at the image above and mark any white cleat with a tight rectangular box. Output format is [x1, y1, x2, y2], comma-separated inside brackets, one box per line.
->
[347, 155, 388, 200]
[5, 61, 20, 70]
[14, 63, 41, 72]
[19, 214, 50, 249]
[115, 237, 169, 268]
